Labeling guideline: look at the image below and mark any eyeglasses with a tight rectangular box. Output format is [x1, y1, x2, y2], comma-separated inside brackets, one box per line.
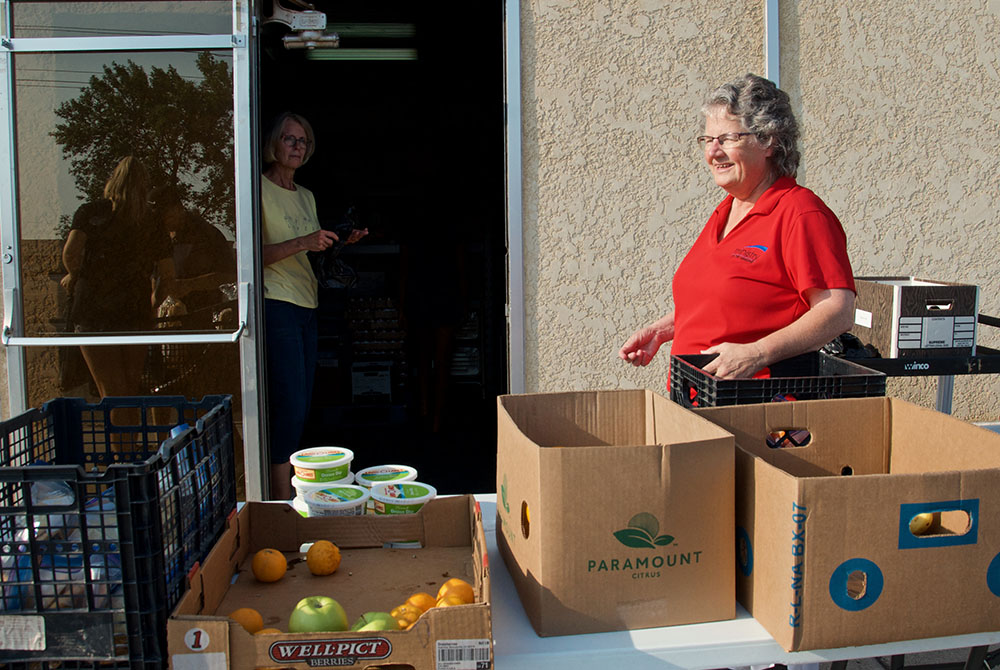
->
[281, 134, 313, 149]
[696, 132, 754, 149]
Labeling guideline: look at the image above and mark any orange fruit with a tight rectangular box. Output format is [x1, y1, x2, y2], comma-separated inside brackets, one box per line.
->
[256, 628, 282, 635]
[229, 607, 263, 634]
[391, 603, 419, 619]
[306, 540, 341, 576]
[436, 578, 475, 604]
[405, 592, 436, 613]
[251, 548, 287, 583]
[394, 608, 419, 629]
[436, 594, 466, 608]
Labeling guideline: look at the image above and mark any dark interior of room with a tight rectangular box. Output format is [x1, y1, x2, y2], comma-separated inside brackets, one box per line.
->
[259, 1, 507, 495]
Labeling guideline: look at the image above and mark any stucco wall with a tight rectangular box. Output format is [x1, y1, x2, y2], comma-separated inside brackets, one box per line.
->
[520, 0, 1000, 421]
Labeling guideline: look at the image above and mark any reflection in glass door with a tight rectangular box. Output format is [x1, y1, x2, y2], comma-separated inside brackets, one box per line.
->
[0, 0, 262, 499]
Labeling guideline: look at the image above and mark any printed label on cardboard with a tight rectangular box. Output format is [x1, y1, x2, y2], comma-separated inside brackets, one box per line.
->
[171, 652, 229, 670]
[584, 512, 704, 581]
[436, 638, 491, 669]
[267, 637, 392, 665]
[0, 615, 45, 651]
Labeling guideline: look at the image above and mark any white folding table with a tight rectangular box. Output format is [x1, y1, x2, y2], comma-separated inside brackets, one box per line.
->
[477, 496, 1000, 669]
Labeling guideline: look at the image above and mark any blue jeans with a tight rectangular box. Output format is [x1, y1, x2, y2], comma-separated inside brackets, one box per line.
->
[264, 299, 318, 464]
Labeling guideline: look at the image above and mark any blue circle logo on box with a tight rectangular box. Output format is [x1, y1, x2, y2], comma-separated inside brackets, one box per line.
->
[736, 526, 753, 577]
[987, 552, 1000, 598]
[829, 558, 883, 611]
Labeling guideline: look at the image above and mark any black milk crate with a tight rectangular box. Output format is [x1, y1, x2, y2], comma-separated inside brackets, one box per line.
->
[670, 351, 886, 408]
[0, 395, 236, 669]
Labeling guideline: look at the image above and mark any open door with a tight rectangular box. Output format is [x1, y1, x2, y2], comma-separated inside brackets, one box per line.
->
[254, 2, 508, 495]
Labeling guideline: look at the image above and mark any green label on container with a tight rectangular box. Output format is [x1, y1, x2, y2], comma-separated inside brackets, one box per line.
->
[313, 487, 365, 503]
[379, 483, 429, 499]
[379, 501, 427, 515]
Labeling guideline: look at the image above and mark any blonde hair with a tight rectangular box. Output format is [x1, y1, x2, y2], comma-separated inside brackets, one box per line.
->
[103, 156, 149, 222]
[263, 112, 316, 165]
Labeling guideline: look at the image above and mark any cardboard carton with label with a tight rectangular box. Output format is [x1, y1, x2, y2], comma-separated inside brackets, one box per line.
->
[697, 397, 1000, 651]
[495, 389, 735, 636]
[168, 496, 491, 669]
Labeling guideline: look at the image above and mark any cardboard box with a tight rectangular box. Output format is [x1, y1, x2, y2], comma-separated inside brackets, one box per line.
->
[495, 389, 735, 636]
[169, 496, 491, 669]
[696, 397, 1000, 651]
[851, 276, 978, 357]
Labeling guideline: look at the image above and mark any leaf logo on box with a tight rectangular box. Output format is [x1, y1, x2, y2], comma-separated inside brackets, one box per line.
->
[501, 474, 510, 514]
[268, 637, 391, 665]
[589, 513, 701, 580]
[613, 513, 674, 548]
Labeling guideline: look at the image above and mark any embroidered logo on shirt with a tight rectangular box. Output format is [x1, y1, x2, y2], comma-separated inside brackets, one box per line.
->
[732, 244, 768, 263]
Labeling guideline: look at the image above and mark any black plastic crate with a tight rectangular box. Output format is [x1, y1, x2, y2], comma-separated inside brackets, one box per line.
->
[669, 351, 886, 408]
[0, 395, 236, 669]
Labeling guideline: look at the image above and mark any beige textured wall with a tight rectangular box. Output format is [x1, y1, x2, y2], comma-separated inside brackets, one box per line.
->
[520, 0, 1000, 421]
[521, 0, 761, 392]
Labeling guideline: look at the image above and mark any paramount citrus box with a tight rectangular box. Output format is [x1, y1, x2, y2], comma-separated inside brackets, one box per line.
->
[168, 496, 491, 668]
[695, 396, 1000, 651]
[495, 389, 735, 636]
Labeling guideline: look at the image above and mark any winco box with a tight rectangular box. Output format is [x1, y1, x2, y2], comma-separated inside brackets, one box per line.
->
[695, 397, 1000, 652]
[495, 389, 735, 636]
[851, 276, 978, 357]
[168, 496, 491, 669]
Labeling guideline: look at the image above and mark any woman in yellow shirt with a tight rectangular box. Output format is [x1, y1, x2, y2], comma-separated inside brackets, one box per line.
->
[261, 112, 365, 499]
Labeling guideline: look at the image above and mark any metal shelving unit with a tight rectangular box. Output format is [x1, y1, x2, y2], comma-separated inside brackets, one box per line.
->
[854, 314, 1000, 414]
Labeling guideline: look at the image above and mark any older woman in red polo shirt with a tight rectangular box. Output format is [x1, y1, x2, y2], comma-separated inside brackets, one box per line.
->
[619, 73, 855, 379]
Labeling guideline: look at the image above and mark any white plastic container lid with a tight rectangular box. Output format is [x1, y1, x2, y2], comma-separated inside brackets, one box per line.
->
[304, 485, 370, 515]
[290, 447, 354, 482]
[355, 464, 418, 489]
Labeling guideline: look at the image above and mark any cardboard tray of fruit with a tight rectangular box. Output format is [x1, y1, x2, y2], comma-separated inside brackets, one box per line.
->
[168, 495, 492, 669]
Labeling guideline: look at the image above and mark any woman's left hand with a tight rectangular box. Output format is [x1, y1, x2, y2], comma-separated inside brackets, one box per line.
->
[345, 228, 369, 245]
[700, 341, 767, 379]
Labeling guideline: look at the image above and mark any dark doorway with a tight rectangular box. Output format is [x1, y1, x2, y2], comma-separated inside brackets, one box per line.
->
[259, 2, 507, 495]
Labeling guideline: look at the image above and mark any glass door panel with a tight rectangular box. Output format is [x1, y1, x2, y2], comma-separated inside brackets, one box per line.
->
[10, 0, 232, 38]
[13, 49, 236, 338]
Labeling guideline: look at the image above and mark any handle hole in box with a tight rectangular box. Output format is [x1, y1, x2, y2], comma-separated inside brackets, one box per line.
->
[520, 501, 530, 539]
[846, 570, 867, 600]
[909, 510, 972, 537]
[766, 429, 812, 448]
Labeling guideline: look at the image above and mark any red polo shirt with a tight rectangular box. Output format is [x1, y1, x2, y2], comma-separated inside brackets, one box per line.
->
[671, 177, 855, 356]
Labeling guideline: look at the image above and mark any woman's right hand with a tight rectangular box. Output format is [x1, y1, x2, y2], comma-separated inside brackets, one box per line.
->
[619, 327, 664, 366]
[60, 273, 75, 291]
[619, 312, 675, 366]
[300, 229, 340, 252]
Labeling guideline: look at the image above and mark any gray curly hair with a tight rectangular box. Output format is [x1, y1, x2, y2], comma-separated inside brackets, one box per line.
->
[701, 73, 800, 179]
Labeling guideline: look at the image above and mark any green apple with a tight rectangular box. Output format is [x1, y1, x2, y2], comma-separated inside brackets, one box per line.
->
[351, 612, 400, 632]
[288, 596, 349, 633]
